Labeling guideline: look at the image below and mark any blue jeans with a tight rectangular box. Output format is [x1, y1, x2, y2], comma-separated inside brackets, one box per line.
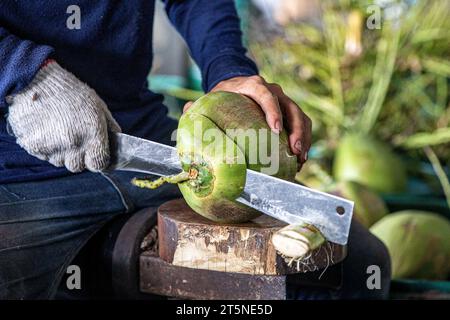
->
[0, 170, 181, 299]
[0, 169, 391, 299]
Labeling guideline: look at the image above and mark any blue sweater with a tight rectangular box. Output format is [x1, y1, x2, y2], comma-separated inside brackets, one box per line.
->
[0, 0, 258, 184]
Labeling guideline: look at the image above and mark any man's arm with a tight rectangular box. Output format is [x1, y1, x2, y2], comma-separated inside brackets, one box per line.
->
[1, 26, 120, 172]
[0, 26, 53, 109]
[163, 0, 258, 92]
[164, 0, 311, 166]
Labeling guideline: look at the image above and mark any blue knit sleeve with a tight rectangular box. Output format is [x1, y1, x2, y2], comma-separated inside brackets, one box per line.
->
[163, 0, 258, 92]
[0, 27, 53, 109]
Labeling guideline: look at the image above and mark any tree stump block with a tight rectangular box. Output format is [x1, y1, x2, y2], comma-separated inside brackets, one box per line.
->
[158, 199, 346, 275]
[140, 252, 343, 300]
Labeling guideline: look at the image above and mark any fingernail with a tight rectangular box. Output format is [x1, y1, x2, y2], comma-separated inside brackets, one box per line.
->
[295, 140, 302, 153]
[272, 120, 282, 134]
[304, 152, 308, 162]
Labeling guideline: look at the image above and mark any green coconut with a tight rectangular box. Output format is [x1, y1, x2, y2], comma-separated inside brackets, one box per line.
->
[134, 91, 297, 223]
[333, 133, 407, 194]
[183, 91, 297, 178]
[332, 181, 388, 228]
[370, 211, 450, 280]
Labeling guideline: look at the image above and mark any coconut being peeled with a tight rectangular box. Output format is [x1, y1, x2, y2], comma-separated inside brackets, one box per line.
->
[132, 91, 327, 263]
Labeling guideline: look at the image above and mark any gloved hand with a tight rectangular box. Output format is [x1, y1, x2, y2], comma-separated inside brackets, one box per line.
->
[6, 60, 121, 172]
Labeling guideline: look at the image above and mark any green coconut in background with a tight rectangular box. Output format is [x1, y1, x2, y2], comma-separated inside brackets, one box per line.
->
[333, 133, 407, 194]
[370, 211, 450, 280]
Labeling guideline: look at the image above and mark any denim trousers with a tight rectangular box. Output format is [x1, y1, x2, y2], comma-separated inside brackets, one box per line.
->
[0, 126, 391, 300]
[0, 170, 391, 300]
[0, 170, 182, 299]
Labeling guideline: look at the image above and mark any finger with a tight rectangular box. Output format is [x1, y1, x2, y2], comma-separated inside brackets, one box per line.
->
[238, 82, 283, 134]
[48, 151, 65, 167]
[267, 84, 302, 154]
[64, 150, 85, 173]
[280, 95, 312, 163]
[84, 139, 110, 172]
[183, 101, 194, 113]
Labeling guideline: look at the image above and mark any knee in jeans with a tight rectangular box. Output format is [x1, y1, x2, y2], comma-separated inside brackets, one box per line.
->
[363, 233, 392, 299]
[343, 221, 392, 299]
[369, 233, 391, 280]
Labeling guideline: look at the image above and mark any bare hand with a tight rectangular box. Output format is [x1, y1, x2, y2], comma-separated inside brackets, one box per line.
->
[184, 75, 312, 167]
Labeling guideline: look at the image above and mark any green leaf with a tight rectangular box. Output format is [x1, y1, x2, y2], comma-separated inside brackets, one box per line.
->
[422, 58, 450, 77]
[424, 147, 450, 209]
[357, 24, 400, 133]
[399, 128, 450, 149]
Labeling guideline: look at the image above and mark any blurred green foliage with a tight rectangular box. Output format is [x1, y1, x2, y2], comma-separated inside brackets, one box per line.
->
[249, 0, 450, 163]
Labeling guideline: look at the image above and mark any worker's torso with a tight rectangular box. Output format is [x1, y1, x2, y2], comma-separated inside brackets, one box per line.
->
[0, 0, 170, 183]
[1, 0, 157, 105]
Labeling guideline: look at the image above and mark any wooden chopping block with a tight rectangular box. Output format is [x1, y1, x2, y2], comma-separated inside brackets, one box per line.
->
[140, 252, 343, 300]
[157, 199, 346, 275]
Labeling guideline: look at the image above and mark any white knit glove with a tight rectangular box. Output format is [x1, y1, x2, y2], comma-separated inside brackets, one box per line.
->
[6, 60, 121, 172]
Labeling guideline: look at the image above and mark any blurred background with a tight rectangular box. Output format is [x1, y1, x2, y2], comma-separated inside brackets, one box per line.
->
[149, 0, 450, 299]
